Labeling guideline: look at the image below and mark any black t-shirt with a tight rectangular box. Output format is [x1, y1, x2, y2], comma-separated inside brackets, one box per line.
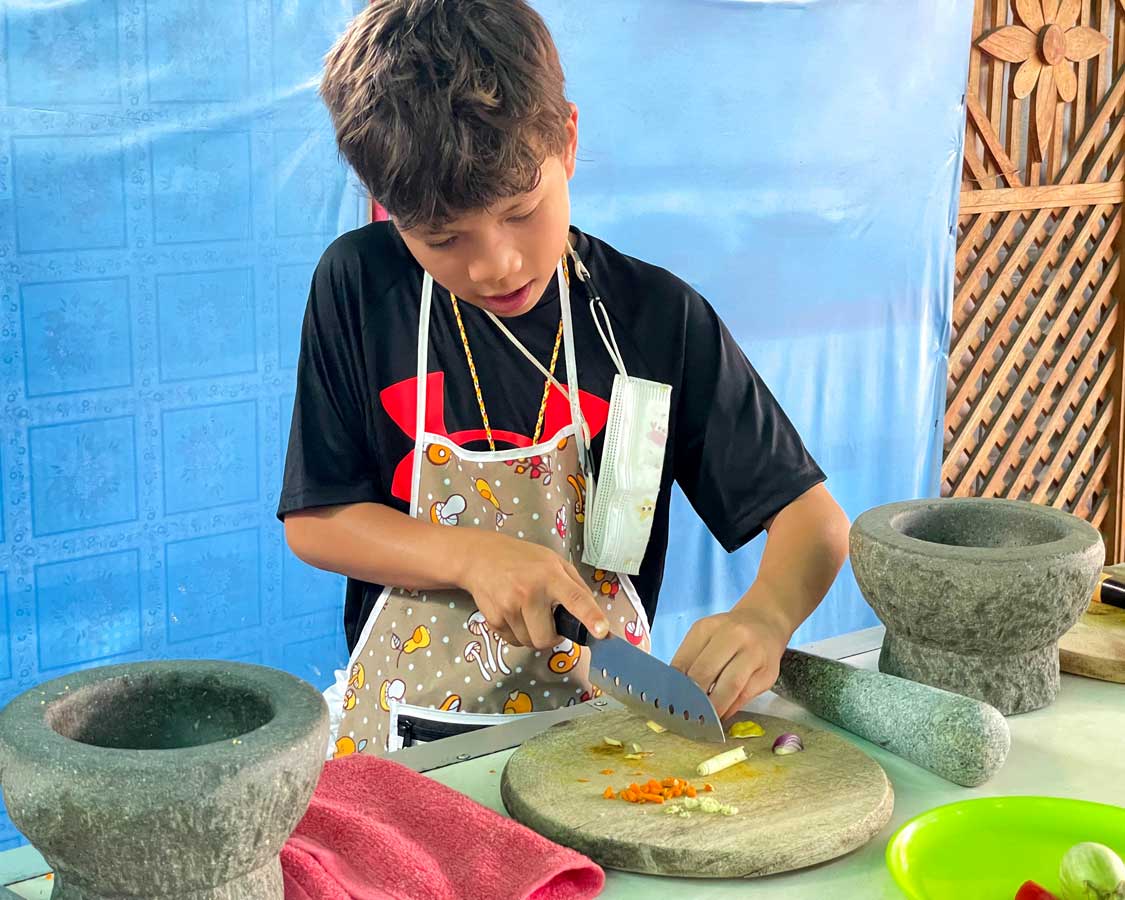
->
[278, 222, 826, 652]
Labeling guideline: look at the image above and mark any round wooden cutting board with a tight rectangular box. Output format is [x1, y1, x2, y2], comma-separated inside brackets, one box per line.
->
[1059, 602, 1125, 683]
[501, 709, 894, 878]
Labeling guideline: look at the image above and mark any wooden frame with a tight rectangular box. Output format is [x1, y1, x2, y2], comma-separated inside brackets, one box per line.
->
[950, 0, 1125, 560]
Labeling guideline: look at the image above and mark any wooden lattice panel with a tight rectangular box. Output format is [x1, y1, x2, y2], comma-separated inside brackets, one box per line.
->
[949, 0, 1125, 559]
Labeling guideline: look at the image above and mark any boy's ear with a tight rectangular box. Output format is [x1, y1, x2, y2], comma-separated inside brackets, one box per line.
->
[564, 103, 579, 179]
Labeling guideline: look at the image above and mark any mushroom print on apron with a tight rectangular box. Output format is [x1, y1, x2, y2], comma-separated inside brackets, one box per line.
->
[333, 258, 653, 756]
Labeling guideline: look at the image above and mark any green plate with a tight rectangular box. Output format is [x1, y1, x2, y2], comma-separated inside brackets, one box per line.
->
[886, 796, 1125, 899]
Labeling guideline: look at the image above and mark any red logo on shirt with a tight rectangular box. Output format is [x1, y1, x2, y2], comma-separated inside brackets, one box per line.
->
[379, 372, 610, 502]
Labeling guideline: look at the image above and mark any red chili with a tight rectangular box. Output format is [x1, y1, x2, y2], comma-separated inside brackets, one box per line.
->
[1014, 880, 1059, 900]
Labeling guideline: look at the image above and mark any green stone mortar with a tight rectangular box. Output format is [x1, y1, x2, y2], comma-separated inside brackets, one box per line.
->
[850, 497, 1105, 715]
[0, 660, 328, 900]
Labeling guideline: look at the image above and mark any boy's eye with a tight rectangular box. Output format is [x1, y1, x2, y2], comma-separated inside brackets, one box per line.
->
[427, 235, 457, 249]
[509, 205, 538, 223]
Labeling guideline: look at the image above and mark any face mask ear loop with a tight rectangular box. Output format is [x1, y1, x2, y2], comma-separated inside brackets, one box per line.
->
[591, 299, 628, 378]
[568, 240, 629, 379]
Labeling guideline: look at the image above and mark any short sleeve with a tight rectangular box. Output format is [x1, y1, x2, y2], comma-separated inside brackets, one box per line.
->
[672, 292, 826, 552]
[277, 247, 383, 519]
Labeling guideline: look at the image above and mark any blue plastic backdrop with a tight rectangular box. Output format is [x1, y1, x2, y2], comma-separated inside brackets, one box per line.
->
[544, 0, 972, 659]
[0, 0, 969, 848]
[0, 0, 364, 849]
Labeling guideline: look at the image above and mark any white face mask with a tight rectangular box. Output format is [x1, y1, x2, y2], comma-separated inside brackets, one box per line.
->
[568, 247, 670, 576]
[484, 245, 671, 576]
[582, 369, 670, 575]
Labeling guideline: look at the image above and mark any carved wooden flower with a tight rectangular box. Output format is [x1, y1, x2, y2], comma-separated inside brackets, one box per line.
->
[977, 0, 1108, 156]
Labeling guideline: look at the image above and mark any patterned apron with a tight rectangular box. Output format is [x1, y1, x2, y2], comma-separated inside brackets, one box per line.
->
[332, 261, 652, 756]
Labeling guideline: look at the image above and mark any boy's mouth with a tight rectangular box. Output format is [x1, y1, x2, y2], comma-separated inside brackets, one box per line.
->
[479, 281, 533, 314]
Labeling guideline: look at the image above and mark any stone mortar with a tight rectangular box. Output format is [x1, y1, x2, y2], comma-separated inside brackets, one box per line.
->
[850, 497, 1104, 715]
[0, 660, 329, 899]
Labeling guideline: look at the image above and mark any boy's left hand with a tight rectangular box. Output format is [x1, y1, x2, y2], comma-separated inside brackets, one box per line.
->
[669, 604, 790, 721]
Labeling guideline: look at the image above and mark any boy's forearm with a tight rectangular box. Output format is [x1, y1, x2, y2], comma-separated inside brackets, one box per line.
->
[284, 502, 481, 591]
[732, 484, 850, 640]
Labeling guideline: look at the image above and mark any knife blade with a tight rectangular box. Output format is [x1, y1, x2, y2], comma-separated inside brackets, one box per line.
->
[554, 607, 726, 743]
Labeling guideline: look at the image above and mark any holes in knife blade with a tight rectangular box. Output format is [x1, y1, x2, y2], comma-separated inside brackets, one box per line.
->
[653, 698, 660, 709]
[613, 675, 621, 687]
[625, 683, 634, 695]
[698, 715, 706, 726]
[684, 710, 690, 721]
[639, 690, 647, 702]
[668, 704, 675, 715]
[600, 668, 608, 680]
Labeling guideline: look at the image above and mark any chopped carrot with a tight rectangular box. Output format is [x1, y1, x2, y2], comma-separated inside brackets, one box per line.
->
[603, 774, 712, 804]
[600, 769, 615, 776]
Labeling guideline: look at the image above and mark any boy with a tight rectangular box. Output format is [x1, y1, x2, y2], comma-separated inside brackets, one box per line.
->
[280, 0, 849, 754]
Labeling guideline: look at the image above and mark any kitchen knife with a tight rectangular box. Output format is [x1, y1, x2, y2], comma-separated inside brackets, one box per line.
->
[554, 607, 726, 743]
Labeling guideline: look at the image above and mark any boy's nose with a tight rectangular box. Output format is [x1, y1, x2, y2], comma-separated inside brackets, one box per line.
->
[467, 245, 521, 287]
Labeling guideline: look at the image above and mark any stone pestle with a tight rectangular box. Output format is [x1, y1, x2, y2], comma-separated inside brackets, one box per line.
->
[773, 648, 1010, 788]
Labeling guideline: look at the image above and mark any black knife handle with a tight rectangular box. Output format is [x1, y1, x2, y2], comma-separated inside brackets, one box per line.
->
[1096, 572, 1125, 610]
[553, 605, 589, 645]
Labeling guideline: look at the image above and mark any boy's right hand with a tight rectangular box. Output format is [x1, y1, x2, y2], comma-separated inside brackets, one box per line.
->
[457, 532, 610, 650]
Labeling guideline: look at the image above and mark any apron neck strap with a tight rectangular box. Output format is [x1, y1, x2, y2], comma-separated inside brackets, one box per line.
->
[556, 257, 591, 451]
[410, 271, 436, 511]
[416, 262, 589, 452]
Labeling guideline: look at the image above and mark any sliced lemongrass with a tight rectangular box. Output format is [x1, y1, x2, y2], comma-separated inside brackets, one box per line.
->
[696, 745, 748, 776]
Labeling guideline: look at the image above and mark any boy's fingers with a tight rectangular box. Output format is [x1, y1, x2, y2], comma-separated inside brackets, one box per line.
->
[504, 615, 532, 648]
[670, 621, 713, 674]
[709, 659, 752, 720]
[493, 624, 519, 646]
[561, 562, 605, 623]
[690, 638, 738, 704]
[524, 602, 561, 651]
[723, 667, 774, 719]
[550, 576, 609, 641]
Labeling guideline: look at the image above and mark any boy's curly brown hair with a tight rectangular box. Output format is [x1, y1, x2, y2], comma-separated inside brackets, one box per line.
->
[320, 0, 572, 230]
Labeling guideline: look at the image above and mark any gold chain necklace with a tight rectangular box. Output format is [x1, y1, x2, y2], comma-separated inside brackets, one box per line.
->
[450, 260, 569, 451]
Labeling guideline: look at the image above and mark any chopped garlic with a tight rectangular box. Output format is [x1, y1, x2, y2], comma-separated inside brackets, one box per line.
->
[664, 796, 737, 818]
[646, 721, 667, 733]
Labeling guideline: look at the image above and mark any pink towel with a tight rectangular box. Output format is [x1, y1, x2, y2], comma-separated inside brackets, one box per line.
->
[281, 754, 605, 900]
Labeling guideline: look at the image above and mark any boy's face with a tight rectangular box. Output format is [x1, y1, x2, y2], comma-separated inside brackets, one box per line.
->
[397, 106, 579, 319]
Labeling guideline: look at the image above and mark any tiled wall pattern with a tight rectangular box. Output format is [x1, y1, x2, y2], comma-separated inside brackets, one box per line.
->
[0, 0, 366, 848]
